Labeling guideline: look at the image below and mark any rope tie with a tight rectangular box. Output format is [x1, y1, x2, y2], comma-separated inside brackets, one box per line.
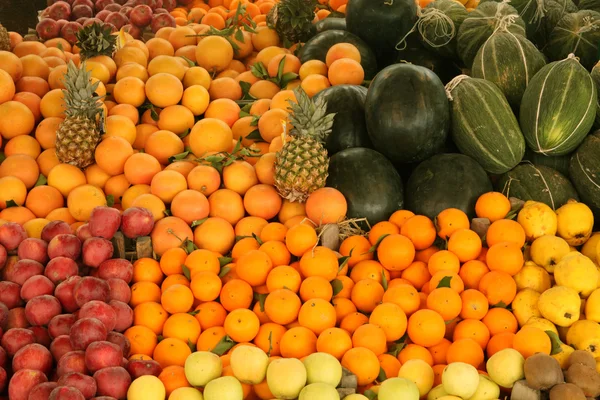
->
[445, 74, 470, 101]
[396, 6, 457, 50]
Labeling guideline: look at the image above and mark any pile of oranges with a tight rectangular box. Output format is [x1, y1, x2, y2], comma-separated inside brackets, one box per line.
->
[118, 190, 545, 398]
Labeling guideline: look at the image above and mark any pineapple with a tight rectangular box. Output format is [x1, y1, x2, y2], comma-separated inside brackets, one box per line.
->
[274, 88, 336, 203]
[55, 61, 104, 168]
[75, 22, 117, 61]
[267, 0, 317, 48]
[0, 23, 10, 51]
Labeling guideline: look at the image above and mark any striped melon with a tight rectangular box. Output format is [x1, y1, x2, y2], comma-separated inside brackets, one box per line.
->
[456, 1, 526, 67]
[523, 148, 572, 177]
[472, 28, 547, 108]
[578, 0, 600, 12]
[519, 55, 596, 156]
[545, 10, 600, 69]
[496, 163, 580, 210]
[531, 0, 578, 47]
[445, 75, 526, 174]
[419, 0, 469, 59]
[569, 132, 600, 220]
[591, 61, 600, 126]
[482, 0, 548, 40]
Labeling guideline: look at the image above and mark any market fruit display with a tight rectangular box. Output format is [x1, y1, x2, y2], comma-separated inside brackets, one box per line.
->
[0, 0, 599, 398]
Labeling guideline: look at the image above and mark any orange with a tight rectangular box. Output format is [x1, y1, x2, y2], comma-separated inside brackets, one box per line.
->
[224, 308, 261, 342]
[482, 307, 518, 335]
[151, 170, 188, 204]
[185, 249, 221, 276]
[475, 192, 511, 222]
[382, 284, 420, 316]
[428, 250, 461, 275]
[453, 319, 491, 349]
[153, 338, 192, 368]
[340, 312, 369, 335]
[208, 188, 245, 225]
[158, 366, 192, 397]
[183, 66, 212, 89]
[193, 301, 227, 330]
[298, 298, 336, 335]
[0, 176, 27, 208]
[399, 343, 435, 366]
[328, 58, 364, 86]
[171, 190, 210, 226]
[163, 313, 202, 343]
[259, 240, 291, 267]
[0, 154, 39, 189]
[299, 246, 338, 281]
[113, 76, 146, 107]
[401, 261, 431, 291]
[124, 325, 158, 357]
[512, 326, 552, 358]
[486, 332, 516, 357]
[197, 326, 227, 352]
[130, 281, 162, 307]
[189, 118, 233, 156]
[144, 129, 185, 165]
[300, 74, 330, 98]
[304, 187, 347, 225]
[193, 217, 236, 255]
[427, 287, 462, 321]
[123, 153, 161, 185]
[146, 73, 184, 108]
[369, 302, 408, 342]
[244, 184, 282, 220]
[339, 235, 373, 267]
[196, 36, 234, 73]
[161, 284, 195, 314]
[94, 136, 133, 176]
[264, 288, 301, 325]
[325, 43, 362, 66]
[285, 223, 318, 257]
[459, 289, 489, 320]
[260, 222, 288, 242]
[341, 347, 380, 386]
[446, 338, 484, 368]
[182, 85, 210, 116]
[133, 301, 169, 335]
[351, 279, 384, 313]
[220, 279, 254, 312]
[11, 92, 42, 124]
[157, 105, 195, 135]
[236, 249, 274, 286]
[39, 88, 65, 119]
[429, 270, 465, 293]
[131, 194, 167, 222]
[317, 328, 352, 360]
[368, 221, 399, 245]
[428, 339, 451, 365]
[351, 323, 387, 356]
[486, 219, 526, 248]
[190, 271, 222, 302]
[448, 229, 482, 263]
[25, 185, 64, 218]
[377, 234, 416, 271]
[486, 241, 524, 276]
[407, 309, 446, 347]
[67, 185, 107, 221]
[478, 270, 517, 307]
[254, 323, 287, 357]
[161, 275, 190, 292]
[459, 260, 490, 290]
[266, 265, 302, 293]
[436, 208, 470, 239]
[151, 216, 194, 257]
[280, 326, 318, 359]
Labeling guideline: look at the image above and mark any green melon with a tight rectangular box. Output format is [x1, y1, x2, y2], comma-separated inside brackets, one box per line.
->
[591, 61, 600, 126]
[569, 132, 600, 219]
[523, 148, 572, 177]
[532, 0, 578, 47]
[456, 1, 526, 68]
[481, 0, 548, 40]
[472, 28, 546, 108]
[445, 75, 525, 174]
[519, 55, 596, 156]
[545, 10, 600, 70]
[578, 0, 600, 12]
[496, 163, 580, 209]
[412, 0, 469, 59]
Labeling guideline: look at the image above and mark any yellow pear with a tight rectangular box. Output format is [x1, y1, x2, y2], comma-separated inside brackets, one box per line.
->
[537, 286, 581, 327]
[514, 262, 551, 293]
[517, 201, 558, 241]
[512, 289, 542, 326]
[554, 252, 599, 298]
[556, 200, 595, 246]
[530, 235, 571, 273]
[581, 232, 600, 263]
[566, 320, 600, 358]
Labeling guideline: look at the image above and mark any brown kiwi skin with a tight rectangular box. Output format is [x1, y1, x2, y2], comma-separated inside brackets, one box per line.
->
[524, 353, 564, 390]
[549, 383, 586, 400]
[566, 350, 597, 370]
[565, 363, 600, 397]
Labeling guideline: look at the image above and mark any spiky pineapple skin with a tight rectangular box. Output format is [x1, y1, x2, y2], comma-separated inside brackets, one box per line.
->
[0, 24, 10, 51]
[267, 0, 317, 47]
[274, 136, 329, 202]
[55, 116, 100, 168]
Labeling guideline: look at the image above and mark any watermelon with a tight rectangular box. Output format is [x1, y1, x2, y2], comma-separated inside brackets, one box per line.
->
[313, 18, 347, 35]
[569, 131, 600, 219]
[445, 75, 526, 174]
[456, 1, 526, 67]
[591, 61, 600, 126]
[405, 153, 493, 219]
[326, 147, 404, 226]
[399, 0, 468, 60]
[298, 30, 378, 79]
[395, 44, 463, 84]
[545, 10, 600, 69]
[365, 63, 450, 165]
[523, 148, 572, 177]
[496, 163, 579, 209]
[520, 55, 596, 156]
[312, 85, 373, 155]
[472, 28, 547, 108]
[345, 0, 418, 67]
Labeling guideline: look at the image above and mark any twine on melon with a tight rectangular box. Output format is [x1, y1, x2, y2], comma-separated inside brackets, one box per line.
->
[519, 0, 546, 25]
[444, 74, 470, 101]
[395, 7, 456, 50]
[577, 16, 600, 35]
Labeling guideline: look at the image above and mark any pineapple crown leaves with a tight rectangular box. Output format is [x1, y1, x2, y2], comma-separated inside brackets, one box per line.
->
[75, 23, 117, 60]
[287, 87, 336, 142]
[62, 61, 104, 120]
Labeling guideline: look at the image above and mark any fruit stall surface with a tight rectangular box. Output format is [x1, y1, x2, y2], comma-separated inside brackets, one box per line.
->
[0, 0, 598, 399]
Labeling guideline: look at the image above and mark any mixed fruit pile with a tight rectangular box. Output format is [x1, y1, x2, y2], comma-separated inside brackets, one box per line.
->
[0, 0, 599, 399]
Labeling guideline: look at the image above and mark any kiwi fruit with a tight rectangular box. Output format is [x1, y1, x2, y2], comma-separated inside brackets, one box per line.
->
[567, 350, 596, 370]
[524, 353, 564, 390]
[549, 383, 586, 400]
[565, 363, 600, 397]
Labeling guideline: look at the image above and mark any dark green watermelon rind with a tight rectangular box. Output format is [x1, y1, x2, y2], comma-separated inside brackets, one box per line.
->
[496, 162, 580, 210]
[519, 57, 597, 156]
[569, 133, 600, 218]
[472, 29, 547, 108]
[404, 153, 493, 219]
[447, 76, 526, 174]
